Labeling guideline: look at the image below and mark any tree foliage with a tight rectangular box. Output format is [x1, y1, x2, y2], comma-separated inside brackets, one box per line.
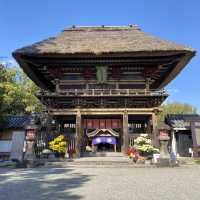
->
[158, 102, 197, 122]
[0, 61, 43, 116]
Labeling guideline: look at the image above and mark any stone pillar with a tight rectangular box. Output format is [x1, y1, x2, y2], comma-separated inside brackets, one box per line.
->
[191, 122, 199, 157]
[24, 113, 39, 167]
[152, 112, 159, 147]
[75, 110, 81, 158]
[122, 111, 129, 153]
[159, 140, 170, 164]
[157, 124, 171, 166]
[171, 130, 177, 156]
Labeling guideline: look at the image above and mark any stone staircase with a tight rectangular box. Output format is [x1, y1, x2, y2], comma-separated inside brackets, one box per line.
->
[82, 152, 125, 157]
[63, 152, 140, 167]
[46, 152, 156, 168]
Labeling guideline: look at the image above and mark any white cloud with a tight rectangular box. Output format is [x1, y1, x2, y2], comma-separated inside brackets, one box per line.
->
[0, 58, 18, 67]
[166, 88, 180, 93]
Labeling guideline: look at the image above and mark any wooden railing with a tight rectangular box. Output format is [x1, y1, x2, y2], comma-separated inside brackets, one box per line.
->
[67, 138, 76, 154]
[38, 89, 167, 97]
[128, 133, 150, 146]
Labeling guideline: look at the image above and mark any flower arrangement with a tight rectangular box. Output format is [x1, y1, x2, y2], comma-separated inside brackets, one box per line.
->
[127, 147, 139, 163]
[86, 145, 92, 152]
[133, 134, 159, 156]
[48, 135, 67, 155]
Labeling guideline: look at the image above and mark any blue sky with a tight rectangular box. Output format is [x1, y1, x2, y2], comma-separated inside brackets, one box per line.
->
[0, 0, 199, 112]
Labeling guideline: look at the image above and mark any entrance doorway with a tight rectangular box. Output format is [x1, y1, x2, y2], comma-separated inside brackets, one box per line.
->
[97, 143, 115, 152]
[92, 136, 117, 152]
[84, 116, 121, 152]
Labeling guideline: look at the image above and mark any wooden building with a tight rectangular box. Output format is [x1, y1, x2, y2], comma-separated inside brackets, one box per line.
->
[12, 25, 195, 157]
[0, 116, 28, 160]
[165, 114, 200, 157]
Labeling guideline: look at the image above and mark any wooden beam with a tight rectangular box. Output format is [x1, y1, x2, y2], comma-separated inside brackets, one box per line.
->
[21, 53, 184, 65]
[49, 107, 159, 116]
[122, 111, 129, 153]
[75, 110, 82, 157]
[152, 111, 159, 148]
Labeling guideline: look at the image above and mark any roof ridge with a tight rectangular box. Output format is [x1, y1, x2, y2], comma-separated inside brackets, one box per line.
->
[62, 25, 140, 32]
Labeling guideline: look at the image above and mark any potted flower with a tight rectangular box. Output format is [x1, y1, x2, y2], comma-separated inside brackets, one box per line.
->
[133, 134, 159, 159]
[127, 147, 139, 163]
[48, 135, 67, 158]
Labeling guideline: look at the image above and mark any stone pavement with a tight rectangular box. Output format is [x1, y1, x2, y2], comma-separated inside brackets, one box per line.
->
[0, 163, 200, 200]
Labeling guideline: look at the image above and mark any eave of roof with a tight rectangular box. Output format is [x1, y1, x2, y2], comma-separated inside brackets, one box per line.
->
[166, 114, 200, 122]
[0, 116, 29, 130]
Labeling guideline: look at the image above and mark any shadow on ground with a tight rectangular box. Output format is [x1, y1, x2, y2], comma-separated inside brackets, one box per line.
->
[0, 164, 93, 200]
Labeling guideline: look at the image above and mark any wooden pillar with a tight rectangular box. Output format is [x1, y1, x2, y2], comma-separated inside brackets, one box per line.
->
[147, 116, 152, 134]
[54, 79, 60, 93]
[152, 112, 159, 147]
[145, 78, 150, 93]
[75, 110, 81, 157]
[114, 144, 117, 152]
[122, 111, 129, 153]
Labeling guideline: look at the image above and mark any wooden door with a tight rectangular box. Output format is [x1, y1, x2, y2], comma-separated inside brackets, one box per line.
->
[177, 133, 193, 157]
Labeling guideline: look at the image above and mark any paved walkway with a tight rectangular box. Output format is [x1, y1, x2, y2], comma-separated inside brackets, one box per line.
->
[0, 163, 200, 200]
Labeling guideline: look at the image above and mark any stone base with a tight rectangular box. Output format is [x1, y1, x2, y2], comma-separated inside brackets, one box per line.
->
[156, 158, 179, 167]
[24, 159, 46, 168]
[156, 158, 171, 167]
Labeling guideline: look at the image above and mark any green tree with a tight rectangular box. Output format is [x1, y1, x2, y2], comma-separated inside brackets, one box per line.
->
[0, 61, 43, 116]
[17, 68, 43, 113]
[158, 102, 197, 122]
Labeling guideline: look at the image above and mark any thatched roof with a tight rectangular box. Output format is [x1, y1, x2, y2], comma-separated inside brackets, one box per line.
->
[12, 26, 196, 91]
[13, 26, 195, 55]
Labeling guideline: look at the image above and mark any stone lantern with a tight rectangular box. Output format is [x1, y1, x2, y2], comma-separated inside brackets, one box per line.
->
[24, 113, 39, 167]
[157, 122, 171, 166]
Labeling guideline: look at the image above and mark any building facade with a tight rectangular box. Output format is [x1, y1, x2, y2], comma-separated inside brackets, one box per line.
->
[13, 25, 195, 157]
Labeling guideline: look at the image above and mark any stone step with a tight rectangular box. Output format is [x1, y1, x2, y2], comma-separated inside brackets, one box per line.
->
[82, 152, 125, 157]
[66, 155, 138, 167]
[68, 161, 134, 166]
[46, 159, 155, 168]
[74, 156, 130, 163]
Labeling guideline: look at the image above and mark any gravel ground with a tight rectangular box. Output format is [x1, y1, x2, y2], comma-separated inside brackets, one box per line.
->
[0, 164, 200, 200]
